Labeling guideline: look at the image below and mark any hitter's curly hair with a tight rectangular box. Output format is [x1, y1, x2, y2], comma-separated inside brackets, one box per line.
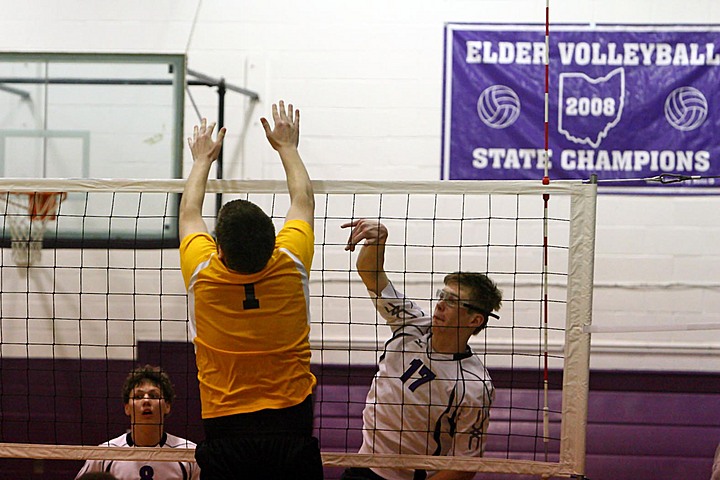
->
[121, 364, 175, 405]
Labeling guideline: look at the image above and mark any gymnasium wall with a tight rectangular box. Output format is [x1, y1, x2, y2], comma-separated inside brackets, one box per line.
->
[2, 343, 719, 480]
[0, 0, 718, 372]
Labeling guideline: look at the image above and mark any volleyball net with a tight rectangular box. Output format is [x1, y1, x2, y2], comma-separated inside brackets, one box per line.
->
[0, 178, 596, 478]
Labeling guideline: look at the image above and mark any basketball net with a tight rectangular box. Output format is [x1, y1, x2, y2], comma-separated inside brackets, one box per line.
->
[1, 192, 66, 266]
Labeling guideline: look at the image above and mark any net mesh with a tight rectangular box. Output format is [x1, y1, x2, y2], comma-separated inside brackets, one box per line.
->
[0, 179, 595, 479]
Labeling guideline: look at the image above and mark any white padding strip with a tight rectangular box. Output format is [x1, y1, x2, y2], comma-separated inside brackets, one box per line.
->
[585, 322, 720, 333]
[0, 444, 578, 476]
[0, 178, 583, 195]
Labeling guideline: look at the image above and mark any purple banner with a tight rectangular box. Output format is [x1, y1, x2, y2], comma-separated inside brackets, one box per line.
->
[441, 25, 720, 188]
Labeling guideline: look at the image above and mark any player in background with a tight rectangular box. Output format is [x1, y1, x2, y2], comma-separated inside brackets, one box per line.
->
[75, 365, 199, 480]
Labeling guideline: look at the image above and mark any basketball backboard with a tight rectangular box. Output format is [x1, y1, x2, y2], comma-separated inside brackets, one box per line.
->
[0, 53, 185, 248]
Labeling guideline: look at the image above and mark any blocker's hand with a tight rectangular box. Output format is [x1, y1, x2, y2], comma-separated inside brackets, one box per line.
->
[188, 118, 226, 164]
[260, 100, 300, 152]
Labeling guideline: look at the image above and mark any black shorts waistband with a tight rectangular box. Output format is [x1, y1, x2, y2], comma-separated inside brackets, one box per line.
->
[203, 395, 314, 439]
[342, 467, 427, 480]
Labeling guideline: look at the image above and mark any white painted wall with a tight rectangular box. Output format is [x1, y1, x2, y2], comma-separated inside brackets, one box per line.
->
[0, 0, 719, 372]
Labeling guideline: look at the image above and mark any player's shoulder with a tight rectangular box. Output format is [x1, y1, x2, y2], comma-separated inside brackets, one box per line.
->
[99, 432, 130, 447]
[179, 231, 216, 254]
[163, 433, 197, 449]
[278, 219, 314, 242]
[279, 217, 309, 230]
[460, 362, 494, 392]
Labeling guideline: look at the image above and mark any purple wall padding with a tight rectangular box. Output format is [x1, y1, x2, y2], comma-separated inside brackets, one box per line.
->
[1, 344, 719, 480]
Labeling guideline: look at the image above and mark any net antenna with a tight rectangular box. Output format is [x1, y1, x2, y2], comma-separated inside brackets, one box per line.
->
[541, 0, 553, 465]
[0, 191, 66, 266]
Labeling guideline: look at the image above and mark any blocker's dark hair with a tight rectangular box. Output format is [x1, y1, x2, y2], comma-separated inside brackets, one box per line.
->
[215, 199, 276, 274]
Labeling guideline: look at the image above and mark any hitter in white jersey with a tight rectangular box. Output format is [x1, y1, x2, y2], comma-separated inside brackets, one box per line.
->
[341, 220, 502, 480]
[75, 365, 200, 480]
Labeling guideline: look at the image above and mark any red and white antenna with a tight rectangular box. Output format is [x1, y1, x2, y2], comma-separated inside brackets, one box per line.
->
[541, 0, 552, 463]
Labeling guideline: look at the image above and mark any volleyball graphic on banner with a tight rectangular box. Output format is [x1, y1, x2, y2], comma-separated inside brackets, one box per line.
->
[476, 85, 521, 129]
[664, 86, 708, 131]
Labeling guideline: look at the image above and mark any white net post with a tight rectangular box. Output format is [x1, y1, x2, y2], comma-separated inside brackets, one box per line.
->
[559, 180, 597, 475]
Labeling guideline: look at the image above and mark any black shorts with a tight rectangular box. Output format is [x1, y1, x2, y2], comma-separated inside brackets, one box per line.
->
[196, 396, 323, 480]
[340, 467, 388, 480]
[340, 467, 427, 480]
[196, 434, 323, 480]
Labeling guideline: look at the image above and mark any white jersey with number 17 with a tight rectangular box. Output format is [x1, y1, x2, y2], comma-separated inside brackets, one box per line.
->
[359, 282, 494, 480]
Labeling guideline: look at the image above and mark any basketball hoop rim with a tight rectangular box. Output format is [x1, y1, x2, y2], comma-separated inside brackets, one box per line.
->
[0, 191, 67, 266]
[0, 191, 67, 221]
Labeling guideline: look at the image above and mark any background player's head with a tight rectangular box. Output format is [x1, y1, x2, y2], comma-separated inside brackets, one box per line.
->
[439, 272, 502, 335]
[122, 365, 175, 425]
[215, 199, 276, 274]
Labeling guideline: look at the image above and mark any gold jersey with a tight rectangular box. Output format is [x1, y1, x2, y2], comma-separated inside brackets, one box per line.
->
[180, 220, 316, 419]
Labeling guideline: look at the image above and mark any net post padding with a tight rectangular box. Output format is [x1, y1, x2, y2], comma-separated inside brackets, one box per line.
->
[0, 191, 66, 266]
[558, 182, 597, 474]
